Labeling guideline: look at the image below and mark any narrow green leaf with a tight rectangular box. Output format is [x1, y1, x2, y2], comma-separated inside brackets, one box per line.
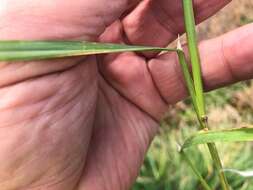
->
[182, 0, 205, 117]
[180, 149, 212, 190]
[0, 41, 178, 61]
[182, 126, 253, 150]
[182, 1, 229, 189]
[177, 37, 199, 115]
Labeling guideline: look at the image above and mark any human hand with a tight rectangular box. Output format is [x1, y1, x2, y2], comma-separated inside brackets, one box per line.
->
[1, 0, 253, 190]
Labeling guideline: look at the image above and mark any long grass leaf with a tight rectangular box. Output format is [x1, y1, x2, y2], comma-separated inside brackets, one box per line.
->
[182, 0, 205, 116]
[0, 41, 178, 61]
[177, 37, 199, 115]
[180, 149, 212, 190]
[182, 1, 230, 189]
[182, 126, 253, 150]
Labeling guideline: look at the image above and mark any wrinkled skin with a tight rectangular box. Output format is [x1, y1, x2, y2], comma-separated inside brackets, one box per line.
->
[1, 0, 253, 189]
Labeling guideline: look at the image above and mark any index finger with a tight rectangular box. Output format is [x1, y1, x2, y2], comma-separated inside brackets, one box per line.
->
[122, 0, 231, 55]
[148, 23, 253, 104]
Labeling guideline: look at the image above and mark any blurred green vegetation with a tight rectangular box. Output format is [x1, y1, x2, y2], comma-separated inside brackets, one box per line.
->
[133, 82, 253, 190]
[133, 1, 253, 189]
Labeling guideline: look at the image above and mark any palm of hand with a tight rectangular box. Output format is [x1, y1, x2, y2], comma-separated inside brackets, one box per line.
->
[1, 0, 253, 190]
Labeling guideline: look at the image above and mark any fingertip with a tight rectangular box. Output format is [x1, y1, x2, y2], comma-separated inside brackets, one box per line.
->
[99, 21, 125, 43]
[201, 23, 253, 90]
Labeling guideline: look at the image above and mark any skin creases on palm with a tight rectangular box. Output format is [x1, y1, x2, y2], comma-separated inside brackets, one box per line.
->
[0, 1, 152, 189]
[0, 1, 119, 189]
[0, 59, 98, 190]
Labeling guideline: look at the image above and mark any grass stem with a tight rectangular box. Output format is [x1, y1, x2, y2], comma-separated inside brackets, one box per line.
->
[182, 0, 205, 117]
[177, 39, 198, 115]
[181, 0, 230, 189]
[180, 149, 212, 190]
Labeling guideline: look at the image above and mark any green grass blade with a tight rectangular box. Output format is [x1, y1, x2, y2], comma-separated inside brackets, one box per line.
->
[182, 1, 230, 189]
[182, 0, 205, 117]
[180, 149, 212, 190]
[182, 126, 253, 150]
[0, 41, 178, 61]
[177, 38, 199, 116]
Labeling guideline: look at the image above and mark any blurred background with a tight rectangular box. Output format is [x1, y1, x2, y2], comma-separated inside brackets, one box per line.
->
[133, 1, 253, 189]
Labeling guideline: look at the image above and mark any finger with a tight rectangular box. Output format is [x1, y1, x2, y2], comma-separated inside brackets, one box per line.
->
[122, 0, 231, 55]
[148, 23, 253, 104]
[99, 21, 168, 121]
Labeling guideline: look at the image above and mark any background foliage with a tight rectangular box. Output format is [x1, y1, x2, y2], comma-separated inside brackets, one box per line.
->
[133, 1, 253, 189]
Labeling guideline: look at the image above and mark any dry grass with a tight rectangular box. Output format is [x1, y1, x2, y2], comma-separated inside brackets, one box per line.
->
[198, 0, 253, 39]
[198, 0, 253, 127]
